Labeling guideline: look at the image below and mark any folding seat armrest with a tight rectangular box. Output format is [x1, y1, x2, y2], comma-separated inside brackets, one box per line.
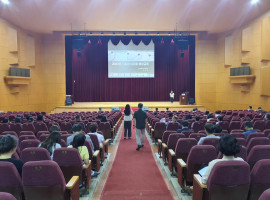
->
[103, 139, 110, 154]
[66, 176, 80, 200]
[151, 128, 154, 132]
[83, 161, 92, 189]
[157, 139, 162, 144]
[157, 139, 162, 155]
[177, 159, 186, 188]
[93, 150, 100, 157]
[193, 174, 207, 200]
[161, 143, 167, 150]
[93, 150, 100, 171]
[168, 149, 175, 157]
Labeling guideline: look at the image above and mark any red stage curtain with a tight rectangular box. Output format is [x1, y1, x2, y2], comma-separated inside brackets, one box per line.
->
[65, 36, 195, 102]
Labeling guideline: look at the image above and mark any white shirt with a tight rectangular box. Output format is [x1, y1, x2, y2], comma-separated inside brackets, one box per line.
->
[88, 132, 104, 145]
[202, 156, 244, 184]
[124, 109, 133, 121]
[170, 92, 175, 98]
[39, 143, 61, 159]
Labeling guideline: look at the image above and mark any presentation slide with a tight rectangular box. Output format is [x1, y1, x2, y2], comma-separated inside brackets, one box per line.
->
[108, 40, 154, 78]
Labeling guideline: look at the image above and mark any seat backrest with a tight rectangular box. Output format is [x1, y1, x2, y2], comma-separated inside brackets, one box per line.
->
[153, 122, 166, 139]
[21, 147, 51, 163]
[19, 131, 35, 136]
[88, 134, 100, 151]
[22, 160, 66, 200]
[20, 139, 40, 152]
[0, 192, 16, 200]
[253, 120, 265, 132]
[35, 122, 48, 132]
[249, 159, 270, 200]
[189, 133, 206, 141]
[1, 131, 18, 138]
[259, 188, 270, 200]
[186, 145, 217, 183]
[201, 138, 220, 150]
[167, 122, 179, 131]
[247, 145, 270, 169]
[236, 138, 246, 146]
[218, 121, 229, 131]
[0, 123, 10, 134]
[246, 133, 265, 145]
[0, 162, 23, 200]
[230, 132, 245, 139]
[207, 161, 250, 200]
[167, 133, 185, 149]
[175, 138, 197, 162]
[98, 122, 111, 139]
[161, 131, 175, 144]
[228, 121, 241, 132]
[21, 123, 36, 133]
[9, 123, 22, 135]
[60, 134, 72, 142]
[59, 122, 72, 132]
[39, 134, 50, 142]
[263, 129, 270, 137]
[247, 137, 270, 154]
[217, 146, 247, 161]
[53, 148, 83, 184]
[18, 135, 37, 146]
[36, 131, 50, 139]
[181, 130, 193, 138]
[192, 122, 205, 133]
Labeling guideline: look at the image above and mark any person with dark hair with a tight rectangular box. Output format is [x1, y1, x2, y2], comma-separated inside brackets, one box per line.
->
[98, 108, 103, 112]
[166, 107, 169, 112]
[177, 120, 192, 133]
[201, 134, 244, 184]
[166, 115, 181, 129]
[68, 133, 99, 178]
[39, 131, 61, 159]
[185, 114, 192, 120]
[67, 124, 94, 153]
[153, 111, 157, 116]
[198, 123, 220, 145]
[37, 114, 44, 122]
[101, 115, 107, 122]
[49, 125, 60, 133]
[206, 113, 214, 122]
[26, 114, 32, 121]
[87, 123, 104, 145]
[133, 103, 148, 151]
[168, 112, 173, 118]
[214, 125, 222, 133]
[15, 117, 22, 124]
[28, 117, 34, 123]
[2, 118, 9, 123]
[123, 104, 133, 139]
[75, 115, 82, 122]
[204, 111, 209, 116]
[216, 115, 223, 125]
[191, 115, 200, 129]
[169, 90, 175, 103]
[97, 114, 103, 119]
[264, 113, 270, 121]
[243, 121, 257, 139]
[155, 108, 158, 112]
[0, 134, 24, 176]
[248, 106, 253, 111]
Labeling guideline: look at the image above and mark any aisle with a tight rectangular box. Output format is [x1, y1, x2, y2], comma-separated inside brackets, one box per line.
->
[100, 124, 174, 200]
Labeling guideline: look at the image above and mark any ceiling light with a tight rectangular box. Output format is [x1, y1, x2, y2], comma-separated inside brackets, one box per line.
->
[251, 0, 259, 4]
[1, 0, 10, 4]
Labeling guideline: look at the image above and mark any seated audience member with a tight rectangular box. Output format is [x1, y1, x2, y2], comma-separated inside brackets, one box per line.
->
[243, 121, 257, 139]
[177, 120, 192, 133]
[166, 115, 181, 129]
[14, 117, 22, 124]
[204, 110, 209, 116]
[160, 118, 166, 123]
[215, 110, 221, 117]
[153, 111, 158, 116]
[248, 106, 253, 111]
[201, 134, 244, 184]
[191, 115, 200, 129]
[87, 123, 104, 145]
[49, 125, 60, 133]
[37, 114, 45, 122]
[216, 115, 223, 125]
[39, 131, 61, 159]
[166, 107, 169, 112]
[68, 133, 99, 178]
[192, 108, 198, 112]
[198, 123, 220, 145]
[97, 114, 103, 119]
[67, 124, 94, 153]
[264, 113, 270, 121]
[168, 112, 173, 118]
[2, 118, 9, 123]
[155, 108, 158, 112]
[101, 115, 107, 122]
[206, 113, 214, 122]
[185, 114, 192, 120]
[28, 117, 34, 123]
[26, 114, 32, 121]
[214, 125, 222, 133]
[0, 134, 24, 176]
[75, 115, 82, 122]
[98, 108, 103, 112]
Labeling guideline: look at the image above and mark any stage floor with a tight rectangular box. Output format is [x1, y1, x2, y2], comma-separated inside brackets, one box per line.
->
[52, 102, 205, 113]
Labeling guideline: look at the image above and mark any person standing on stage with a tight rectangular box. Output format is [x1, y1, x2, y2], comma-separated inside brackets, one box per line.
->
[133, 103, 148, 151]
[170, 90, 175, 103]
[124, 104, 133, 139]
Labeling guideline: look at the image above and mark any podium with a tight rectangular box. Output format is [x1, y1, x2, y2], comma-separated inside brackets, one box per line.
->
[179, 92, 189, 105]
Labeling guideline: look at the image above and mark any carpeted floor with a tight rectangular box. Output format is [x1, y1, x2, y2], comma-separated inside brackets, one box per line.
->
[101, 125, 174, 200]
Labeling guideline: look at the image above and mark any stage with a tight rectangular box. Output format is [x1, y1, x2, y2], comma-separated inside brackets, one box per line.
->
[51, 102, 205, 113]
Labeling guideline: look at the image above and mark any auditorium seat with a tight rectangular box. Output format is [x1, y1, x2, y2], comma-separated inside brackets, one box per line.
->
[218, 121, 229, 132]
[193, 161, 250, 200]
[53, 148, 91, 191]
[230, 129, 244, 133]
[39, 134, 49, 142]
[59, 122, 72, 132]
[0, 162, 24, 200]
[36, 131, 50, 139]
[157, 131, 174, 158]
[162, 133, 185, 165]
[259, 189, 270, 200]
[217, 146, 247, 161]
[249, 159, 270, 200]
[10, 123, 22, 136]
[167, 122, 179, 131]
[88, 134, 106, 163]
[236, 138, 246, 147]
[0, 123, 10, 134]
[168, 138, 197, 175]
[20, 139, 40, 152]
[22, 160, 80, 200]
[0, 192, 16, 200]
[20, 131, 35, 136]
[60, 134, 72, 142]
[247, 145, 270, 169]
[1, 131, 18, 138]
[177, 145, 217, 191]
[263, 129, 270, 137]
[21, 147, 51, 163]
[192, 122, 205, 133]
[246, 137, 270, 154]
[201, 138, 220, 151]
[34, 122, 48, 132]
[246, 133, 265, 146]
[98, 122, 112, 140]
[21, 123, 36, 134]
[228, 121, 241, 132]
[181, 130, 193, 138]
[230, 132, 245, 139]
[18, 135, 37, 146]
[253, 120, 265, 132]
[152, 122, 166, 141]
[265, 121, 270, 130]
[189, 133, 206, 142]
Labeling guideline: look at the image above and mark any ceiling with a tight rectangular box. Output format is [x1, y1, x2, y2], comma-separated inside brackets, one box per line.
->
[0, 0, 270, 34]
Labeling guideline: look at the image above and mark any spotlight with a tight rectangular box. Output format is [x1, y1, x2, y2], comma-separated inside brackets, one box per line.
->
[1, 0, 10, 4]
[146, 32, 149, 36]
[157, 32, 160, 36]
[168, 32, 171, 36]
[101, 32, 104, 36]
[124, 32, 126, 36]
[135, 32, 138, 35]
[251, 0, 259, 4]
[113, 32, 115, 36]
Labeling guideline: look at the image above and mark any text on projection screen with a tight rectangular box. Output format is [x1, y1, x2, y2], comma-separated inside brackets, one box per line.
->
[108, 40, 154, 78]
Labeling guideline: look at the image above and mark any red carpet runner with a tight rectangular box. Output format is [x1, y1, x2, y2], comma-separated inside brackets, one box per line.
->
[101, 124, 174, 200]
